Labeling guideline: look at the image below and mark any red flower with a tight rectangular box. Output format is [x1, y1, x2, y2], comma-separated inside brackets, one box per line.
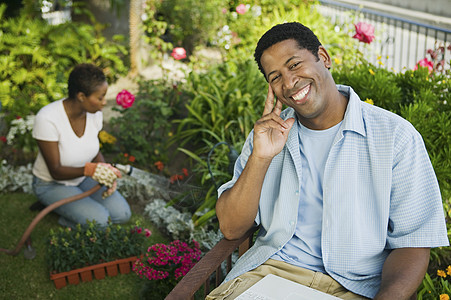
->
[352, 22, 375, 44]
[182, 168, 189, 177]
[413, 58, 434, 73]
[170, 174, 184, 184]
[136, 227, 142, 234]
[124, 153, 129, 157]
[128, 155, 136, 163]
[0, 136, 6, 143]
[170, 174, 178, 184]
[171, 47, 186, 60]
[116, 89, 135, 109]
[236, 4, 247, 14]
[16, 116, 22, 119]
[154, 161, 164, 171]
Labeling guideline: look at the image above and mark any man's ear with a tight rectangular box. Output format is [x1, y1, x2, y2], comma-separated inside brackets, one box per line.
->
[318, 46, 331, 69]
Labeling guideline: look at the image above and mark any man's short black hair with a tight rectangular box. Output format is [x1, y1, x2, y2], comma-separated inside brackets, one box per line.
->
[254, 22, 322, 77]
[68, 63, 106, 99]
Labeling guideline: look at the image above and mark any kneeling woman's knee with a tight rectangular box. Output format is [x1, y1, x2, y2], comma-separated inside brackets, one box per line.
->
[114, 206, 131, 224]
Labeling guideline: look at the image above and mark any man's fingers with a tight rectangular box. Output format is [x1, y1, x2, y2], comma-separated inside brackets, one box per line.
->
[273, 99, 283, 115]
[256, 115, 291, 132]
[262, 84, 275, 116]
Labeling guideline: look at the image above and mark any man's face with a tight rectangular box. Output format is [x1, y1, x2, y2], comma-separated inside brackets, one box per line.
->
[261, 39, 334, 128]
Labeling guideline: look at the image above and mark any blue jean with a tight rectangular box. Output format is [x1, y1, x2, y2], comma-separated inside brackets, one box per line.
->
[32, 176, 131, 228]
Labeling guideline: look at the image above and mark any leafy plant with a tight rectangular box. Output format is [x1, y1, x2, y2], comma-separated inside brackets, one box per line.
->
[3, 115, 37, 163]
[141, 0, 173, 61]
[109, 78, 186, 168]
[0, 3, 128, 126]
[47, 220, 152, 273]
[331, 59, 403, 113]
[154, 0, 226, 54]
[219, 0, 360, 63]
[418, 267, 451, 299]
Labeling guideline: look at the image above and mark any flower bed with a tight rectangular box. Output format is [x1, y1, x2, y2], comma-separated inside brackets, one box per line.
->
[47, 220, 152, 288]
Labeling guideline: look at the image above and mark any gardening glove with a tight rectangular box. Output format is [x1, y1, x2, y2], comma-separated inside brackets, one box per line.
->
[102, 180, 117, 199]
[84, 163, 122, 198]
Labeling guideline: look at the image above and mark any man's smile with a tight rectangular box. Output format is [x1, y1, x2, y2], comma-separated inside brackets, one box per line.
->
[290, 83, 311, 104]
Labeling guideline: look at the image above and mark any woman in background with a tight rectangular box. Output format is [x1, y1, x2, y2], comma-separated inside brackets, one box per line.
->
[31, 63, 131, 228]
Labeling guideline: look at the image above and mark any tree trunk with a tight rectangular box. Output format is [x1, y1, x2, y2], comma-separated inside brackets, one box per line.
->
[129, 0, 142, 76]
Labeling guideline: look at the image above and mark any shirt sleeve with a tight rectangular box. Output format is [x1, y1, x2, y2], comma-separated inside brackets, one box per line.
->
[386, 123, 449, 248]
[32, 107, 59, 142]
[217, 130, 261, 225]
[94, 111, 103, 132]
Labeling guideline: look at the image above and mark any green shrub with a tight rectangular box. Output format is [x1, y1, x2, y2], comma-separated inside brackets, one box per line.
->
[0, 3, 128, 123]
[109, 79, 186, 169]
[221, 1, 360, 63]
[154, 0, 226, 54]
[331, 61, 403, 112]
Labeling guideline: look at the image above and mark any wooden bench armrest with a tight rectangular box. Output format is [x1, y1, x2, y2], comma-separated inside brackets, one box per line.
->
[165, 226, 258, 300]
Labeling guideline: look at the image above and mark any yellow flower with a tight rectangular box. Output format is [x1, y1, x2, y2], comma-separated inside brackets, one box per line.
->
[377, 61, 384, 66]
[365, 98, 374, 105]
[334, 57, 341, 65]
[368, 69, 375, 75]
[98, 130, 117, 144]
[446, 265, 451, 276]
[377, 55, 382, 60]
[440, 294, 450, 300]
[437, 269, 447, 278]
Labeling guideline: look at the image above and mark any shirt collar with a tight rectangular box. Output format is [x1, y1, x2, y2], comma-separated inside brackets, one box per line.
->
[337, 84, 366, 137]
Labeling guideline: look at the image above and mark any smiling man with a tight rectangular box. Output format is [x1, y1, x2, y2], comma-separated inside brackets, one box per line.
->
[208, 22, 448, 299]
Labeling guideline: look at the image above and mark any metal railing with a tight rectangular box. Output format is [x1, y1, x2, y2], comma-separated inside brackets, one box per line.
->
[316, 0, 451, 72]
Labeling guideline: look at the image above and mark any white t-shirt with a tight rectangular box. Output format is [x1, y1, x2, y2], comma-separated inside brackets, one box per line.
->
[32, 99, 102, 186]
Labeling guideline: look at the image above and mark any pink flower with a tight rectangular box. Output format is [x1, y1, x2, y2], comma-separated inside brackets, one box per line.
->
[413, 58, 434, 73]
[236, 4, 247, 14]
[352, 22, 375, 44]
[221, 8, 227, 14]
[136, 227, 142, 234]
[116, 89, 135, 109]
[145, 229, 152, 237]
[171, 47, 186, 60]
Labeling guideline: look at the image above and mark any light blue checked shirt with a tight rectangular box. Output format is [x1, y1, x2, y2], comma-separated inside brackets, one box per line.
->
[218, 85, 449, 298]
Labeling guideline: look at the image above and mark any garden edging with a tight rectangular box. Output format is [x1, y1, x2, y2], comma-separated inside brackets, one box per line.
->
[50, 256, 138, 289]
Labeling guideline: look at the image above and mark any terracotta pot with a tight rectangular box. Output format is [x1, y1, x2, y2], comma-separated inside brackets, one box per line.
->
[50, 256, 138, 289]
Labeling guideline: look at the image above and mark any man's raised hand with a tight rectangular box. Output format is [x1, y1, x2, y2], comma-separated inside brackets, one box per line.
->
[252, 84, 295, 161]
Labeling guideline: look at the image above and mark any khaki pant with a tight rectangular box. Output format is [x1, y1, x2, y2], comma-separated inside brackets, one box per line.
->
[206, 259, 370, 300]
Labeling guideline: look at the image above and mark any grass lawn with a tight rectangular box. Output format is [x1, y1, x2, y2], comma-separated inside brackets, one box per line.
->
[0, 192, 169, 299]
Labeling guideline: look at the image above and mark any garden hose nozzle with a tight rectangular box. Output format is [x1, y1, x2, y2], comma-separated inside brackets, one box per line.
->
[23, 238, 36, 260]
[113, 163, 133, 176]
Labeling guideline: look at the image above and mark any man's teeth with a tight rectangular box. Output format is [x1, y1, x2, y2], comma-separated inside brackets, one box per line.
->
[292, 85, 310, 101]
